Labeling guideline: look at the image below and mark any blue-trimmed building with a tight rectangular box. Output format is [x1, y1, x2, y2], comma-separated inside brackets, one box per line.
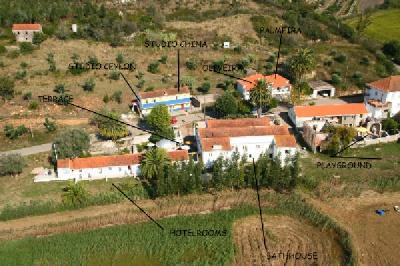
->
[133, 87, 191, 116]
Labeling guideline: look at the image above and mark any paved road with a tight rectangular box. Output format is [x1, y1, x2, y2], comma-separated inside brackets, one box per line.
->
[0, 143, 52, 157]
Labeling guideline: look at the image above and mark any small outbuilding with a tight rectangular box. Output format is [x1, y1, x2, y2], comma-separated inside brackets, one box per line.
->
[308, 80, 335, 99]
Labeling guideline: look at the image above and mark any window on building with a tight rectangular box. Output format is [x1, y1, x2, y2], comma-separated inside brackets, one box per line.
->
[108, 167, 112, 170]
[176, 96, 178, 100]
[249, 154, 252, 158]
[119, 167, 122, 171]
[153, 99, 156, 103]
[269, 154, 273, 158]
[256, 145, 261, 149]
[79, 169, 82, 172]
[285, 150, 289, 154]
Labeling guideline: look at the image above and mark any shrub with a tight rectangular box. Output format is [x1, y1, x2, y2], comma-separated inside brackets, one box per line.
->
[334, 53, 347, 63]
[15, 70, 27, 80]
[82, 78, 95, 92]
[197, 82, 211, 94]
[0, 61, 5, 67]
[136, 71, 144, 79]
[46, 53, 56, 72]
[111, 90, 122, 103]
[159, 55, 168, 64]
[20, 62, 28, 68]
[44, 117, 57, 132]
[4, 124, 28, 139]
[382, 118, 399, 135]
[54, 84, 67, 94]
[7, 50, 20, 58]
[331, 73, 342, 85]
[145, 86, 154, 92]
[360, 56, 369, 66]
[28, 100, 39, 110]
[185, 58, 198, 70]
[19, 42, 34, 54]
[22, 91, 32, 100]
[116, 53, 124, 64]
[0, 77, 15, 100]
[109, 71, 120, 80]
[32, 32, 47, 45]
[103, 94, 110, 103]
[147, 61, 160, 73]
[180, 75, 196, 89]
[87, 55, 99, 65]
[137, 79, 145, 88]
[233, 45, 242, 53]
[0, 45, 6, 54]
[0, 154, 25, 176]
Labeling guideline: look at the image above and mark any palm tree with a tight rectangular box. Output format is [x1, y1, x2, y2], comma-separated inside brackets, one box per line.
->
[250, 79, 272, 118]
[140, 147, 170, 180]
[288, 48, 316, 83]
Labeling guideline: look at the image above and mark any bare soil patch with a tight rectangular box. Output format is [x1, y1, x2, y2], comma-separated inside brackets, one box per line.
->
[306, 190, 400, 266]
[232, 215, 343, 266]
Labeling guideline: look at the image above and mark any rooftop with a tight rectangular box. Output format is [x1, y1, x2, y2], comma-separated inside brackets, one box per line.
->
[368, 75, 400, 92]
[139, 87, 190, 100]
[206, 117, 270, 128]
[274, 135, 297, 147]
[308, 80, 335, 90]
[198, 125, 290, 138]
[237, 73, 291, 91]
[57, 150, 189, 169]
[12, 23, 42, 31]
[293, 103, 368, 117]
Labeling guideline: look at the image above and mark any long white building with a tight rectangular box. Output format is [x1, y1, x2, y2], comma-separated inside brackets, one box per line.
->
[364, 75, 400, 119]
[196, 118, 297, 167]
[56, 150, 189, 182]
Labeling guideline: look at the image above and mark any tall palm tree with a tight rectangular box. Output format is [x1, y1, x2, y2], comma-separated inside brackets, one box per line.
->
[140, 147, 170, 180]
[250, 79, 272, 118]
[288, 48, 316, 83]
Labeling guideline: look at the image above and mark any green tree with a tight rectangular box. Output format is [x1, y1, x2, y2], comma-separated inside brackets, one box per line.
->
[0, 154, 25, 176]
[32, 32, 47, 45]
[198, 81, 211, 94]
[287, 48, 315, 83]
[185, 58, 198, 70]
[324, 126, 357, 155]
[0, 77, 15, 100]
[215, 92, 238, 117]
[62, 182, 88, 206]
[382, 118, 399, 135]
[250, 79, 272, 117]
[146, 105, 174, 142]
[19, 43, 34, 54]
[92, 109, 129, 140]
[141, 148, 170, 196]
[4, 124, 28, 139]
[147, 61, 160, 73]
[51, 129, 90, 163]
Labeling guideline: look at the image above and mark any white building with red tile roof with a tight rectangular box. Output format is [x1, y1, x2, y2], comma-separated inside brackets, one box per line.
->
[196, 118, 297, 167]
[12, 23, 42, 42]
[364, 75, 400, 119]
[288, 103, 369, 128]
[55, 150, 189, 182]
[236, 73, 292, 101]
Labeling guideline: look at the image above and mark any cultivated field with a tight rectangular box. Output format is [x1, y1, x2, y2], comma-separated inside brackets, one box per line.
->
[347, 9, 400, 42]
[232, 215, 343, 265]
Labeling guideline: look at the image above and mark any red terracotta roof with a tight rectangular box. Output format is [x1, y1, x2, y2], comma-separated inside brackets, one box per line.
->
[368, 76, 400, 92]
[274, 135, 297, 147]
[12, 23, 42, 31]
[293, 103, 368, 118]
[168, 150, 189, 161]
[198, 125, 290, 138]
[237, 73, 291, 91]
[57, 154, 141, 169]
[207, 117, 270, 128]
[200, 137, 231, 152]
[57, 150, 188, 169]
[139, 87, 190, 100]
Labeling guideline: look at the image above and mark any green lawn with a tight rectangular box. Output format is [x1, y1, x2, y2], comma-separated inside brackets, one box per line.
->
[347, 9, 400, 42]
[299, 142, 400, 198]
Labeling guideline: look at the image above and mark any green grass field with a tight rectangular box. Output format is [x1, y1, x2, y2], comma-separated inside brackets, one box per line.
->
[0, 206, 256, 266]
[299, 142, 400, 198]
[347, 9, 400, 42]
